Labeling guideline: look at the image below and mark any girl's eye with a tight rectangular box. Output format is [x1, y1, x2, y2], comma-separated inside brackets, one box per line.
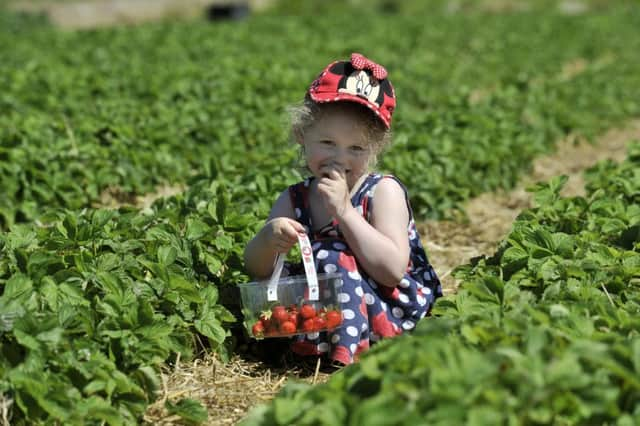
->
[350, 145, 366, 153]
[320, 140, 334, 146]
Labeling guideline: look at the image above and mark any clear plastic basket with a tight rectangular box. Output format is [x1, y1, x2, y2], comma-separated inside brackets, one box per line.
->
[239, 233, 344, 338]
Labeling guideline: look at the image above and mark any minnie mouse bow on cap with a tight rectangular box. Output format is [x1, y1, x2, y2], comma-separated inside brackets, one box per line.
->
[308, 52, 396, 129]
[350, 53, 388, 80]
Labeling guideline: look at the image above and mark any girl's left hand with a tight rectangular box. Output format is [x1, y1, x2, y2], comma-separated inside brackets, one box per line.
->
[317, 168, 352, 220]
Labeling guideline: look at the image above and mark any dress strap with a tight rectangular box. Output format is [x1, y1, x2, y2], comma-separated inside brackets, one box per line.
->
[354, 174, 414, 223]
[288, 178, 313, 230]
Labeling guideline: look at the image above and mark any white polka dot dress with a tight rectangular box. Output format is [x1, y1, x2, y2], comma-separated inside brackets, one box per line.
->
[286, 174, 442, 365]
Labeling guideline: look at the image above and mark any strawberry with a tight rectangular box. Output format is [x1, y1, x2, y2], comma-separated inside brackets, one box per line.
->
[259, 312, 272, 330]
[251, 322, 265, 338]
[280, 320, 297, 335]
[265, 322, 279, 336]
[300, 304, 316, 319]
[325, 310, 342, 329]
[271, 305, 288, 324]
[288, 312, 299, 327]
[302, 318, 316, 332]
[313, 316, 327, 330]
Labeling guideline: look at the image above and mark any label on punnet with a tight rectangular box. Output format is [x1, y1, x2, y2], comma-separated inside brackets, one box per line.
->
[297, 232, 319, 301]
[266, 232, 318, 302]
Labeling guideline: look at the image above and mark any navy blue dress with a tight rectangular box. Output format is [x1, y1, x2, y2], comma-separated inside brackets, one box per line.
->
[283, 173, 442, 365]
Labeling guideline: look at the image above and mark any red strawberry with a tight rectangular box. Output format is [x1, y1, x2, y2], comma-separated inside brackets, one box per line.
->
[280, 320, 297, 335]
[265, 322, 279, 336]
[302, 318, 315, 332]
[313, 316, 327, 330]
[288, 312, 299, 327]
[252, 322, 265, 338]
[272, 305, 288, 324]
[325, 310, 342, 329]
[300, 304, 316, 319]
[259, 312, 272, 330]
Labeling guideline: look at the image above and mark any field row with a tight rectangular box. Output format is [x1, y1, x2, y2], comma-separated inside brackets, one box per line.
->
[1, 4, 640, 229]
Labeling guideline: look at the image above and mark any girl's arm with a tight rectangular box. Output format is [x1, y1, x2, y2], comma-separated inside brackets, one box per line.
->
[319, 172, 410, 287]
[243, 190, 306, 279]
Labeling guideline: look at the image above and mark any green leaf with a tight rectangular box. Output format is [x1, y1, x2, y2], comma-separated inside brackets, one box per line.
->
[203, 253, 222, 275]
[1, 273, 33, 301]
[158, 245, 178, 266]
[185, 218, 210, 241]
[214, 234, 233, 251]
[194, 312, 227, 344]
[165, 398, 208, 425]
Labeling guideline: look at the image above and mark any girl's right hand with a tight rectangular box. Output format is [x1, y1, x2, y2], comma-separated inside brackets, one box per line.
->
[265, 217, 306, 253]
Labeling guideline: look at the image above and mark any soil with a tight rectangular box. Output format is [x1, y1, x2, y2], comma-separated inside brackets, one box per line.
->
[143, 120, 640, 425]
[423, 120, 639, 295]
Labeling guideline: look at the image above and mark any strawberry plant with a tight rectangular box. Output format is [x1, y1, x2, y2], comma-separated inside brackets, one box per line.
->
[1, 4, 640, 226]
[0, 181, 263, 424]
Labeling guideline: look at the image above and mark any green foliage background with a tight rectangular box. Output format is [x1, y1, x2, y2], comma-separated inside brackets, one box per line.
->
[0, 1, 639, 424]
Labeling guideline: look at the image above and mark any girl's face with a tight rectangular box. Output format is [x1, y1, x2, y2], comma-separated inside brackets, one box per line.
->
[299, 106, 373, 189]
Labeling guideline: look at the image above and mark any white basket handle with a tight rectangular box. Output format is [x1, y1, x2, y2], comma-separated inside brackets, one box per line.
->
[267, 233, 319, 302]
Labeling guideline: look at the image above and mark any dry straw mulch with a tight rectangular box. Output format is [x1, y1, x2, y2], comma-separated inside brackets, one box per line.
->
[144, 349, 336, 425]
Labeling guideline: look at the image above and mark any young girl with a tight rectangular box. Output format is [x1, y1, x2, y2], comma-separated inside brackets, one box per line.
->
[244, 53, 442, 366]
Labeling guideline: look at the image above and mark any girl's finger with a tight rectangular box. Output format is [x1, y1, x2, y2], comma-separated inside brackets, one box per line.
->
[330, 168, 345, 179]
[287, 218, 305, 232]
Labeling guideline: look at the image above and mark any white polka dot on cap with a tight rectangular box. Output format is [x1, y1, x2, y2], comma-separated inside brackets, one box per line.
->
[392, 307, 404, 318]
[346, 326, 359, 337]
[399, 278, 410, 288]
[364, 294, 375, 305]
[318, 342, 330, 352]
[331, 334, 341, 344]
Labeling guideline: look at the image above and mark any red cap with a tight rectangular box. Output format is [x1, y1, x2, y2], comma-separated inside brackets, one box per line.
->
[308, 53, 396, 129]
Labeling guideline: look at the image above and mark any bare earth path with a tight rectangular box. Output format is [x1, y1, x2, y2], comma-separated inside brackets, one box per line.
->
[421, 119, 640, 295]
[142, 119, 640, 425]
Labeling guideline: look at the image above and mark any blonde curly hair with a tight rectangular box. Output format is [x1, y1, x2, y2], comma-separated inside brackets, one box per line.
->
[288, 95, 392, 171]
